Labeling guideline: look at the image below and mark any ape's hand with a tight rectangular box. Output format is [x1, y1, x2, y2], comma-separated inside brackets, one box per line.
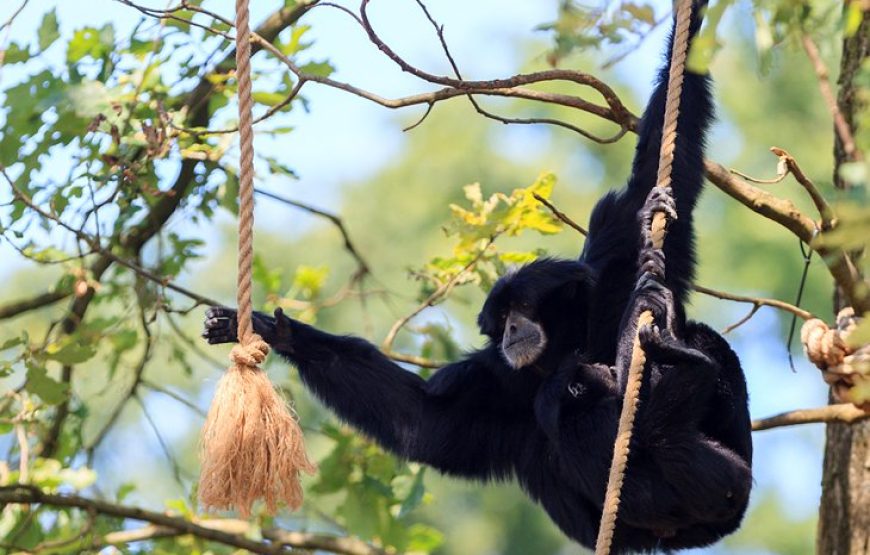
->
[202, 307, 287, 346]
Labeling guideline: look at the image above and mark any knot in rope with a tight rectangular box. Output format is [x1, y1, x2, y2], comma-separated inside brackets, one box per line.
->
[801, 308, 870, 411]
[801, 317, 849, 369]
[229, 335, 270, 368]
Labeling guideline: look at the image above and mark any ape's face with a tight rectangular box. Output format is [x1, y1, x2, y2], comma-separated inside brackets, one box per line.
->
[478, 259, 593, 370]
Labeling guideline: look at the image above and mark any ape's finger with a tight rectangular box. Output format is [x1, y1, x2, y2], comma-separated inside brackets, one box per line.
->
[205, 316, 233, 328]
[205, 306, 235, 319]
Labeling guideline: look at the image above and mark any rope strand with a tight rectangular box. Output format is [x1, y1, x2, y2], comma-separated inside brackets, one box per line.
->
[593, 0, 695, 551]
[235, 0, 255, 344]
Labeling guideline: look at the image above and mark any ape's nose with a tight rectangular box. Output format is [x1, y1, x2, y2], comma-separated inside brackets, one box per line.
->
[504, 312, 540, 348]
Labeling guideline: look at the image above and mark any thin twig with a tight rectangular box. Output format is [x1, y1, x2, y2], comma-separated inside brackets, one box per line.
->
[533, 193, 588, 235]
[692, 284, 815, 320]
[769, 146, 836, 229]
[254, 188, 370, 275]
[382, 241, 491, 352]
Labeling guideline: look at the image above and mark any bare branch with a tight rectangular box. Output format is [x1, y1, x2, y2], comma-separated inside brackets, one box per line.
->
[769, 146, 836, 228]
[801, 34, 863, 163]
[383, 350, 445, 369]
[692, 284, 815, 321]
[0, 485, 386, 555]
[752, 404, 869, 431]
[0, 291, 70, 321]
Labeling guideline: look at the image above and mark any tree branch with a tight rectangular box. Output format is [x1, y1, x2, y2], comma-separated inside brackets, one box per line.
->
[692, 284, 815, 320]
[753, 404, 869, 432]
[0, 485, 386, 555]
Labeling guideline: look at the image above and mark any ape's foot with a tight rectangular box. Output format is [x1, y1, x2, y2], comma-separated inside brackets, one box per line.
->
[202, 307, 239, 345]
[641, 186, 677, 227]
[638, 187, 676, 279]
[638, 323, 713, 368]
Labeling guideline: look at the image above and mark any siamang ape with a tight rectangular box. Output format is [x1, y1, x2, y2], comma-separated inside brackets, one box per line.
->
[202, 0, 752, 550]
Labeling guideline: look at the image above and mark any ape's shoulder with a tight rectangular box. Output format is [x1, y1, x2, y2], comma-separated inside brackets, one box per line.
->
[424, 349, 501, 397]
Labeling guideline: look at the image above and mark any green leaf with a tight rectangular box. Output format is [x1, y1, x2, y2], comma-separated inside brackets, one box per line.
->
[405, 524, 444, 552]
[116, 483, 137, 502]
[252, 91, 289, 107]
[110, 329, 138, 352]
[1, 337, 24, 350]
[25, 364, 70, 405]
[44, 340, 97, 364]
[67, 25, 114, 62]
[396, 467, 426, 517]
[253, 255, 284, 295]
[67, 81, 112, 118]
[38, 9, 61, 51]
[848, 318, 870, 350]
[3, 42, 30, 64]
[299, 60, 334, 78]
[844, 0, 864, 36]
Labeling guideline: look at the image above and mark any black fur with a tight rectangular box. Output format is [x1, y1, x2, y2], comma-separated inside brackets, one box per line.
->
[202, 2, 752, 551]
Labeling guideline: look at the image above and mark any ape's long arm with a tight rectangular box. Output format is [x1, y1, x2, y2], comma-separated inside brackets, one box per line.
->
[203, 307, 531, 481]
[580, 0, 713, 362]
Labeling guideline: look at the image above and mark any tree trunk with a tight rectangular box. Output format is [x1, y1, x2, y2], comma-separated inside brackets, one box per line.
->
[817, 9, 869, 555]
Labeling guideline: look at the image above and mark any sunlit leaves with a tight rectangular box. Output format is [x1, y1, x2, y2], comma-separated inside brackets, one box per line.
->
[29, 459, 97, 491]
[539, 1, 663, 65]
[66, 81, 113, 118]
[67, 25, 115, 63]
[37, 9, 60, 51]
[416, 173, 562, 294]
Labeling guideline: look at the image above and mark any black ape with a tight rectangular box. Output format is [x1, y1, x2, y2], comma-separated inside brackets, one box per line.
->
[203, 0, 753, 550]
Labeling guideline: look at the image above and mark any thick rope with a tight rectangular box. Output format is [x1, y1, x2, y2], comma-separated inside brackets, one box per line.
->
[235, 0, 255, 345]
[594, 0, 695, 552]
[199, 0, 315, 516]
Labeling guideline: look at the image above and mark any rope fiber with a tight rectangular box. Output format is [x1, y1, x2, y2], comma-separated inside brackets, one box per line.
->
[593, 0, 696, 551]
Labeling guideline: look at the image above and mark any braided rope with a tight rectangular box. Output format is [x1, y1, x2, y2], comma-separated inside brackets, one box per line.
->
[235, 0, 256, 345]
[199, 0, 315, 516]
[593, 0, 695, 552]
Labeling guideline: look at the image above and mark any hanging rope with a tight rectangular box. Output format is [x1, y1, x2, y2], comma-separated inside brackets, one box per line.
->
[593, 0, 695, 552]
[199, 0, 316, 518]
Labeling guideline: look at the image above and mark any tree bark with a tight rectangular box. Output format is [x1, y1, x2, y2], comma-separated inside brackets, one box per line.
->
[817, 9, 869, 555]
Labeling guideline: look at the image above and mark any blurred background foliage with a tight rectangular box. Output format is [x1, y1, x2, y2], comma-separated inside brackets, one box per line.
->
[0, 0, 867, 553]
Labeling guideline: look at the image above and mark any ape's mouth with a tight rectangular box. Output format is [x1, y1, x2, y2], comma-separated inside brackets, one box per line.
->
[501, 333, 546, 369]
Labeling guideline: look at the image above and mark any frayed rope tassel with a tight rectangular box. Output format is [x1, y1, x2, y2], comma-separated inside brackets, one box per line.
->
[199, 335, 316, 517]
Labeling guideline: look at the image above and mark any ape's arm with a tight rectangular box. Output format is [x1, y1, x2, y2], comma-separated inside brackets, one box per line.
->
[203, 307, 531, 481]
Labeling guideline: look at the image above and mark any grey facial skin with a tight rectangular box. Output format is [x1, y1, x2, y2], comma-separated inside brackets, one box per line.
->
[501, 311, 547, 369]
